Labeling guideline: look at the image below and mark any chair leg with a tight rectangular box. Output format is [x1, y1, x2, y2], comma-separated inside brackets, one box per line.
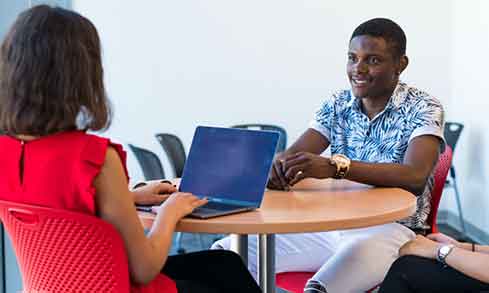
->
[175, 232, 186, 254]
[453, 177, 467, 236]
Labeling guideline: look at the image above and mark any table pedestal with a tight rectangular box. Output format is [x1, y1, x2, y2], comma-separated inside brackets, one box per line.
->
[230, 234, 248, 264]
[258, 234, 275, 293]
[230, 234, 276, 293]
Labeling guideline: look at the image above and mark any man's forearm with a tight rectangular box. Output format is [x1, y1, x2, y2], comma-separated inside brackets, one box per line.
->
[346, 161, 429, 195]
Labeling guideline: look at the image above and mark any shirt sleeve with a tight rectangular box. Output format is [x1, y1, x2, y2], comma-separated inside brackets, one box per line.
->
[308, 94, 337, 142]
[408, 96, 445, 147]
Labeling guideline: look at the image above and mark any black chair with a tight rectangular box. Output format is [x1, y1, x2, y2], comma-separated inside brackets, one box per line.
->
[128, 144, 165, 180]
[231, 124, 287, 152]
[155, 133, 186, 178]
[443, 122, 466, 235]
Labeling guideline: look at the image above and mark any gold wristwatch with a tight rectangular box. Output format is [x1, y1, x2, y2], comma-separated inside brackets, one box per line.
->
[330, 154, 351, 179]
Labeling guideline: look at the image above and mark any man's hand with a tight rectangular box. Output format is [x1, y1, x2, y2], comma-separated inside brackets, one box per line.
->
[132, 181, 177, 205]
[282, 152, 336, 186]
[267, 128, 331, 190]
[267, 153, 291, 191]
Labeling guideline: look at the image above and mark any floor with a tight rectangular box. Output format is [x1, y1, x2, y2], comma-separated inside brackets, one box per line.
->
[169, 224, 471, 292]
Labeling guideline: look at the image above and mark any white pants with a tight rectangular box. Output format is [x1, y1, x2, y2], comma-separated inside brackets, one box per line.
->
[211, 223, 415, 293]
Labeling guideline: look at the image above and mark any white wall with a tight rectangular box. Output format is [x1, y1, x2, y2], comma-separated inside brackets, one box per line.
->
[73, 1, 489, 233]
[73, 0, 453, 182]
[437, 0, 489, 235]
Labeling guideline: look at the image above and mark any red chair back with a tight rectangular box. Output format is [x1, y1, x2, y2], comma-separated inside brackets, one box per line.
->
[275, 146, 454, 293]
[427, 145, 452, 233]
[0, 200, 177, 293]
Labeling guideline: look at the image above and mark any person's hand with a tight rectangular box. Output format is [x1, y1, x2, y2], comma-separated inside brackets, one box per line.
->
[155, 192, 208, 221]
[132, 181, 177, 205]
[267, 153, 291, 191]
[399, 235, 439, 259]
[427, 233, 461, 247]
[282, 152, 336, 186]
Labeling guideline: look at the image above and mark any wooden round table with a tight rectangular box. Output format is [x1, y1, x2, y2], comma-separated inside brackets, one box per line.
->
[139, 178, 416, 293]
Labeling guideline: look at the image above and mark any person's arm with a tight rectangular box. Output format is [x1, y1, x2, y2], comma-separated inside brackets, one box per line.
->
[427, 233, 489, 255]
[131, 181, 177, 205]
[345, 135, 441, 195]
[285, 128, 331, 155]
[94, 147, 207, 284]
[445, 247, 489, 283]
[458, 243, 489, 254]
[400, 235, 489, 283]
[283, 134, 440, 195]
[268, 128, 330, 190]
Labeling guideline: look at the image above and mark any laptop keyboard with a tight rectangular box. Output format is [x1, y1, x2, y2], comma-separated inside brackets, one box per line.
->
[196, 201, 243, 212]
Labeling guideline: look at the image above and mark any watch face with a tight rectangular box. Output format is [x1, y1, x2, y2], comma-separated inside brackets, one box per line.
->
[440, 246, 450, 254]
[333, 154, 350, 165]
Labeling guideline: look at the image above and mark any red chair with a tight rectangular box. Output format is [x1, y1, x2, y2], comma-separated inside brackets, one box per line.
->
[427, 145, 453, 233]
[276, 146, 453, 293]
[0, 200, 177, 293]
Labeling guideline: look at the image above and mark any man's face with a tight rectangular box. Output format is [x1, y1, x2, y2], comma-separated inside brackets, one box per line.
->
[347, 35, 401, 99]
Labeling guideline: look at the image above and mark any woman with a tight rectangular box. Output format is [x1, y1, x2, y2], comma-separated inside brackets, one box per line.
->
[379, 232, 489, 292]
[0, 5, 261, 293]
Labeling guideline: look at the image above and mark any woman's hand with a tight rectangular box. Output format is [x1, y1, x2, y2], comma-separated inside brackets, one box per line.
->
[132, 181, 177, 205]
[267, 153, 291, 191]
[282, 152, 336, 186]
[399, 235, 439, 259]
[155, 192, 208, 221]
[427, 232, 461, 247]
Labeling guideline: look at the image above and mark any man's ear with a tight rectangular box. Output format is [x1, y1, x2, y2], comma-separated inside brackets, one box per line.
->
[399, 55, 409, 74]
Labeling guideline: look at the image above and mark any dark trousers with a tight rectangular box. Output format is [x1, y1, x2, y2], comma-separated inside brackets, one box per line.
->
[162, 250, 261, 293]
[379, 255, 489, 293]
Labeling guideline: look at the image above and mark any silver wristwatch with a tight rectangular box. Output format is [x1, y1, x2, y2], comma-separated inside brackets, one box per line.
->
[437, 244, 455, 265]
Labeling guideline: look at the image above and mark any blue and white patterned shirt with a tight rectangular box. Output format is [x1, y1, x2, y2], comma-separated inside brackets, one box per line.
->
[309, 82, 444, 229]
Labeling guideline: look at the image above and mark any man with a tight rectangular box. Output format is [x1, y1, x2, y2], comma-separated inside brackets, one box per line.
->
[212, 18, 444, 293]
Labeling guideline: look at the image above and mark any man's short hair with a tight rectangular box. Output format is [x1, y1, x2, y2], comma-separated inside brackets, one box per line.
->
[350, 18, 406, 58]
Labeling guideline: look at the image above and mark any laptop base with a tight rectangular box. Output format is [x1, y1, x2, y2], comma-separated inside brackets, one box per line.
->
[188, 206, 255, 219]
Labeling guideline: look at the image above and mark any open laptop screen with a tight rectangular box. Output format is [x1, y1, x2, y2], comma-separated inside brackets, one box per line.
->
[179, 126, 279, 207]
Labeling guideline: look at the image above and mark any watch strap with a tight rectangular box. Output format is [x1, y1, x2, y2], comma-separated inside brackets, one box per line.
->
[333, 166, 348, 179]
[330, 154, 350, 179]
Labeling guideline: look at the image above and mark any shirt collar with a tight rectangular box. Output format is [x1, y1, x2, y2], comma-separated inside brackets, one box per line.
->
[348, 81, 408, 112]
[386, 81, 408, 110]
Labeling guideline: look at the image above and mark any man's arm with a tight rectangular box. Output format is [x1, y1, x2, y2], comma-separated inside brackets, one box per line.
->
[268, 128, 330, 190]
[283, 135, 441, 195]
[346, 135, 441, 195]
[285, 128, 331, 155]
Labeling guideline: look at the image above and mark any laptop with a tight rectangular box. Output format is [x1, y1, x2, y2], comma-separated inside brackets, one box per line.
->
[179, 126, 279, 218]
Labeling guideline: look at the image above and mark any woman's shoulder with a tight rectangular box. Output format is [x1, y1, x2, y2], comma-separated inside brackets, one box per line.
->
[45, 131, 112, 159]
[81, 132, 120, 161]
[81, 132, 129, 179]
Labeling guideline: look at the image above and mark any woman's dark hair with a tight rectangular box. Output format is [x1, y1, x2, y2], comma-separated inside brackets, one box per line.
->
[350, 18, 406, 58]
[0, 5, 111, 136]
